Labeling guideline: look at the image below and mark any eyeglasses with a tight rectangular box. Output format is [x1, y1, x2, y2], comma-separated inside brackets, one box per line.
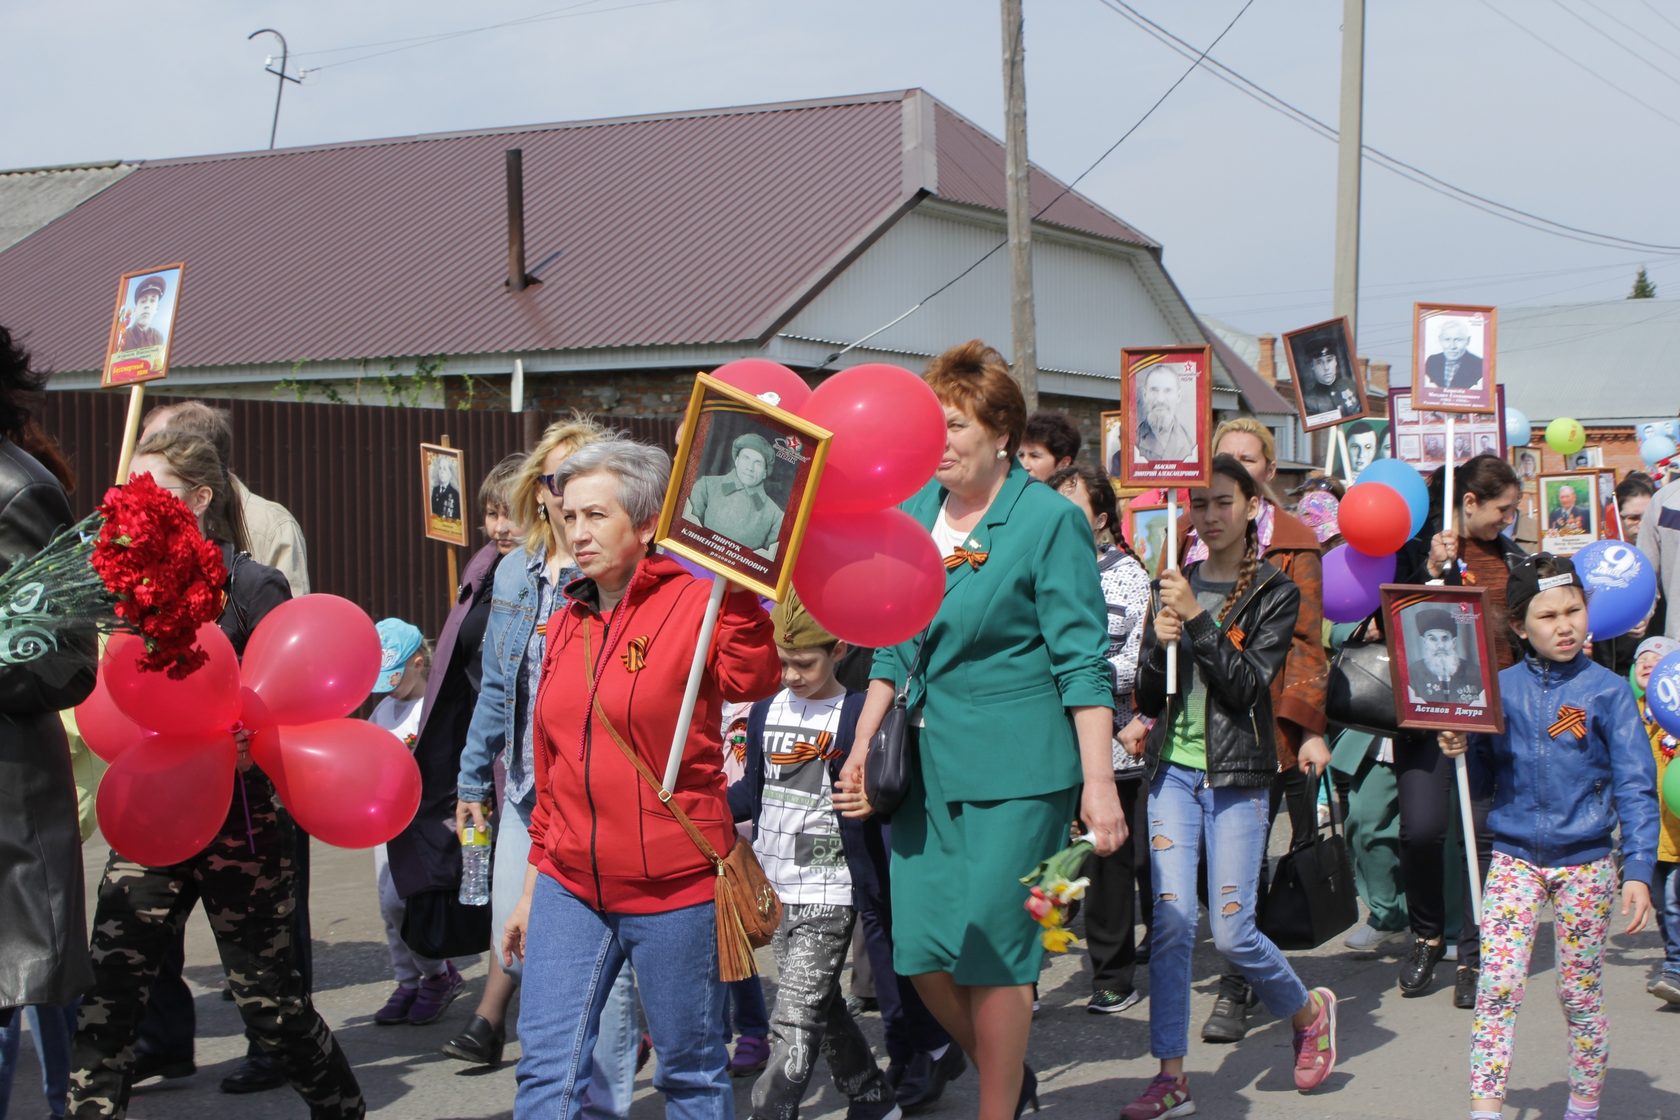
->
[539, 473, 561, 497]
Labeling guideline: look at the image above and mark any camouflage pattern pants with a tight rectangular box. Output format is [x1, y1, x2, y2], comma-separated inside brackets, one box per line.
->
[67, 772, 363, 1119]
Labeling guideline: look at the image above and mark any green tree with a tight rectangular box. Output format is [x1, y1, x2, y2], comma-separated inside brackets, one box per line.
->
[1630, 266, 1658, 298]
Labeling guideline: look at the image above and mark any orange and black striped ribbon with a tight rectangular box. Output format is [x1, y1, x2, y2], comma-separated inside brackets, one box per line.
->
[620, 635, 649, 672]
[1548, 705, 1587, 740]
[943, 546, 988, 571]
[769, 730, 840, 766]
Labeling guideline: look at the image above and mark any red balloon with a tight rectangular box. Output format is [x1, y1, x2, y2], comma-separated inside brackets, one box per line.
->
[270, 719, 421, 848]
[241, 596, 382, 725]
[792, 507, 944, 646]
[74, 673, 150, 762]
[1339, 482, 1413, 557]
[97, 735, 235, 866]
[103, 625, 242, 738]
[712, 358, 811, 412]
[803, 364, 945, 514]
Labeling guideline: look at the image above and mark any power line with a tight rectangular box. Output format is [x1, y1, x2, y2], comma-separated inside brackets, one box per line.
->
[805, 0, 1258, 372]
[1636, 0, 1680, 38]
[1538, 0, 1680, 90]
[1194, 253, 1680, 303]
[1574, 0, 1680, 67]
[1097, 0, 1680, 253]
[1472, 0, 1680, 131]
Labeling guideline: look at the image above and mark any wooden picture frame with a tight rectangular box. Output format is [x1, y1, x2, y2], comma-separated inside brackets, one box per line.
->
[1122, 499, 1171, 578]
[102, 262, 186, 387]
[1412, 302, 1498, 415]
[656, 373, 831, 600]
[1118, 345, 1212, 489]
[1599, 469, 1623, 540]
[1508, 445, 1540, 484]
[1537, 470, 1601, 555]
[1283, 316, 1368, 432]
[420, 442, 469, 546]
[1100, 410, 1125, 479]
[1382, 584, 1504, 733]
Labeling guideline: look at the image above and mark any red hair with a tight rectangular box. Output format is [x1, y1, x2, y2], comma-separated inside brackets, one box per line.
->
[923, 340, 1027, 455]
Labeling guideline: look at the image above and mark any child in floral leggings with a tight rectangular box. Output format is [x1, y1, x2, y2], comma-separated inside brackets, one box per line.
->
[1440, 553, 1659, 1120]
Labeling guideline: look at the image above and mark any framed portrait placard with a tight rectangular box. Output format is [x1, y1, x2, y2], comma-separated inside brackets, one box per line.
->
[1387, 386, 1506, 472]
[1508, 446, 1540, 484]
[1412, 302, 1498, 414]
[1283, 317, 1368, 432]
[420, 442, 468, 546]
[1118, 345, 1211, 489]
[101, 262, 185, 387]
[1537, 471, 1601, 555]
[1100, 411, 1124, 479]
[1598, 469, 1623, 540]
[1381, 585, 1504, 734]
[657, 373, 831, 600]
[1122, 499, 1170, 578]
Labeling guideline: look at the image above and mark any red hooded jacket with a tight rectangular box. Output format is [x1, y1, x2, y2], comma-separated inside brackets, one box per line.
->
[527, 554, 779, 914]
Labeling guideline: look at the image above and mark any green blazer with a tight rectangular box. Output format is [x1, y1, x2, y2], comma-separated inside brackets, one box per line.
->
[870, 466, 1111, 802]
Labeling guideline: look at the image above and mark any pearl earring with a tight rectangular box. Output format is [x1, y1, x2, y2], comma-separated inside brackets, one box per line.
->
[996, 448, 1008, 459]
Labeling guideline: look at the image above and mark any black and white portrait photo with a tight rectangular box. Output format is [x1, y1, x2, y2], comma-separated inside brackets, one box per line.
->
[420, 442, 469, 546]
[1383, 585, 1504, 733]
[1284, 317, 1366, 430]
[1413, 303, 1498, 414]
[1119, 346, 1211, 488]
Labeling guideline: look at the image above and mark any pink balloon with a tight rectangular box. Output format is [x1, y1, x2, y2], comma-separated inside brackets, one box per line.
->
[74, 673, 151, 762]
[97, 735, 235, 866]
[792, 507, 944, 646]
[103, 625, 242, 738]
[711, 359, 811, 411]
[803, 364, 945, 514]
[269, 719, 421, 849]
[1321, 545, 1396, 624]
[241, 596, 382, 725]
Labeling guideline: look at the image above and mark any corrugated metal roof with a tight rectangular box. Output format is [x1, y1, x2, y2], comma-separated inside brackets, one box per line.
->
[1494, 299, 1680, 422]
[0, 90, 1160, 377]
[0, 161, 138, 251]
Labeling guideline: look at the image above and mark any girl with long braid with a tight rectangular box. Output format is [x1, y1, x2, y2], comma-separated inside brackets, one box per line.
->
[1119, 455, 1341, 1119]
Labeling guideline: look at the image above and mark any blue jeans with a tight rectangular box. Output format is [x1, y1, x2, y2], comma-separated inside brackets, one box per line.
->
[0, 1002, 79, 1120]
[1147, 763, 1309, 1060]
[515, 875, 729, 1120]
[1656, 861, 1680, 975]
[727, 977, 768, 1039]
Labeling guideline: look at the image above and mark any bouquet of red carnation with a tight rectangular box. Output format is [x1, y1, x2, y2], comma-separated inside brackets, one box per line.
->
[0, 474, 226, 678]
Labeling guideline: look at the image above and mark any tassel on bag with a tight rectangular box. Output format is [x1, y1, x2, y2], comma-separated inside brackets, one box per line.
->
[716, 865, 758, 982]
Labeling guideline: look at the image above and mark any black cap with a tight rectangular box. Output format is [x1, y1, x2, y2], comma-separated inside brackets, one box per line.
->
[1506, 553, 1583, 618]
[1415, 608, 1456, 635]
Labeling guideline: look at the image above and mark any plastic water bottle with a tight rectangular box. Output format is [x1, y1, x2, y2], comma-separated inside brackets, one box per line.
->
[459, 824, 492, 906]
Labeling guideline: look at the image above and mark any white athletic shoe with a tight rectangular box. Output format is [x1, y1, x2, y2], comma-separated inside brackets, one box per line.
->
[1343, 922, 1405, 952]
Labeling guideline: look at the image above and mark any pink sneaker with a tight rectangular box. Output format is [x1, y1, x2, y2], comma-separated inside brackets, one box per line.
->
[1292, 987, 1338, 1092]
[1120, 1073, 1195, 1119]
[728, 1034, 769, 1078]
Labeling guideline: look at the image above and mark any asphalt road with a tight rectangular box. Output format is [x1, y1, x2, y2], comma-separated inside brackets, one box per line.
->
[9, 837, 1674, 1118]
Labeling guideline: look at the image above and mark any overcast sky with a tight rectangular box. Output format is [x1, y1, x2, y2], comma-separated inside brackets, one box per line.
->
[5, 0, 1677, 373]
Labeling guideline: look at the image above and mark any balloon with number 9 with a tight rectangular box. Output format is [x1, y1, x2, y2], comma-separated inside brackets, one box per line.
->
[1650, 650, 1680, 739]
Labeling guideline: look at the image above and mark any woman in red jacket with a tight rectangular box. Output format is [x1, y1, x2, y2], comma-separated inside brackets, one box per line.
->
[502, 439, 779, 1120]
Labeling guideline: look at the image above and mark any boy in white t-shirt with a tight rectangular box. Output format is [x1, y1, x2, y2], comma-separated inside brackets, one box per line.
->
[729, 594, 898, 1120]
[367, 618, 462, 1025]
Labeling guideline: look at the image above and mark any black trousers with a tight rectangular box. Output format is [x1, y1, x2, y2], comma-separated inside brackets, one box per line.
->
[1395, 734, 1491, 967]
[1081, 776, 1151, 994]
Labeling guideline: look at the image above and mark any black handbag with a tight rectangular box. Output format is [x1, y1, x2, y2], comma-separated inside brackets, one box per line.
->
[1325, 615, 1399, 737]
[863, 631, 930, 818]
[400, 888, 492, 960]
[1259, 767, 1360, 951]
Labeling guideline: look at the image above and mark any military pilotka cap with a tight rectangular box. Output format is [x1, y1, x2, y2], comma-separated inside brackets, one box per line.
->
[1415, 608, 1457, 635]
[770, 589, 837, 650]
[1506, 553, 1583, 617]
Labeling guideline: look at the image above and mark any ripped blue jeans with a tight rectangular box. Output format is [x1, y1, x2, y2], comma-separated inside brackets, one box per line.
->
[1146, 762, 1309, 1059]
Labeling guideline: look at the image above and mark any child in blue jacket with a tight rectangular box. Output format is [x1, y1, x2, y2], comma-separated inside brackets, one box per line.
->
[1441, 553, 1658, 1120]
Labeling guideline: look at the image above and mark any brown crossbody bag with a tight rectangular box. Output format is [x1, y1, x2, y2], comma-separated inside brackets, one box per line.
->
[583, 625, 780, 982]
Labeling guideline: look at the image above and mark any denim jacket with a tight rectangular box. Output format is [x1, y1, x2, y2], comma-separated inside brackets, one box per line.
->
[1467, 652, 1661, 887]
[456, 546, 567, 808]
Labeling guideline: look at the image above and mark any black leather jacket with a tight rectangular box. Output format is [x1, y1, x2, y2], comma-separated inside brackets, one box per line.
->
[1134, 559, 1301, 789]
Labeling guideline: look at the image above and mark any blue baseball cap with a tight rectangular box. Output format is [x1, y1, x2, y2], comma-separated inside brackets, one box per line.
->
[373, 618, 424, 694]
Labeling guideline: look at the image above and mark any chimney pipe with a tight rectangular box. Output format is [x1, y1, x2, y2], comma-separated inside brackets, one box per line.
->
[505, 148, 535, 291]
[1257, 335, 1277, 382]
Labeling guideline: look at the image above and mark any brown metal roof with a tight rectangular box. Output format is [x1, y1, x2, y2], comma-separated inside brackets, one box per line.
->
[0, 89, 1158, 376]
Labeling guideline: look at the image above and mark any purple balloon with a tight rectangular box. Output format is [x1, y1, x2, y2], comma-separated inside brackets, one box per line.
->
[1322, 544, 1396, 623]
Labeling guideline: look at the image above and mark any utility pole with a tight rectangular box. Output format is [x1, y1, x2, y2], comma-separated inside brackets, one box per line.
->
[248, 29, 303, 150]
[1001, 0, 1039, 411]
[1328, 0, 1365, 463]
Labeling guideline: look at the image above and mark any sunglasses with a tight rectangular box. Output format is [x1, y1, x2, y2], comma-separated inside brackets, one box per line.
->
[539, 472, 562, 497]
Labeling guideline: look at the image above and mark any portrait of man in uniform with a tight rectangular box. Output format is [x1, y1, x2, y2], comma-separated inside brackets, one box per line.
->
[118, 274, 169, 351]
[1284, 317, 1366, 430]
[1404, 607, 1486, 708]
[102, 262, 185, 387]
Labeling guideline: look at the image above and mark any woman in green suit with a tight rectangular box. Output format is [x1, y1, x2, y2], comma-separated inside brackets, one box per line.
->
[837, 340, 1124, 1120]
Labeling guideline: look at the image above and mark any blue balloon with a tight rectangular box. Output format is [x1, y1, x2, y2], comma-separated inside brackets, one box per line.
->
[1505, 407, 1532, 448]
[1649, 650, 1680, 739]
[1351, 460, 1429, 539]
[1641, 434, 1677, 468]
[1573, 539, 1657, 640]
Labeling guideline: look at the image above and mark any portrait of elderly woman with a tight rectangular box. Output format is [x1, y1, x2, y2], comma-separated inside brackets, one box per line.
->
[683, 430, 786, 558]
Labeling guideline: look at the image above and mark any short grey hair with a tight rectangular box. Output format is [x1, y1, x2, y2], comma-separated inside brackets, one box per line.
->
[553, 439, 672, 526]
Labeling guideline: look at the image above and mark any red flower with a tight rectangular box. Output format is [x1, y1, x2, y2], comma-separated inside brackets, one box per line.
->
[92, 474, 228, 678]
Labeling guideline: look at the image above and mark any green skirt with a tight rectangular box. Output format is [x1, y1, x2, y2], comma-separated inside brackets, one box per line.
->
[888, 729, 1079, 986]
